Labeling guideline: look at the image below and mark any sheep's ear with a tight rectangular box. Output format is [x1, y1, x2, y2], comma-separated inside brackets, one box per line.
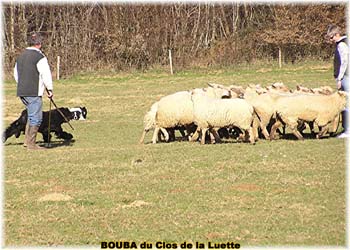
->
[324, 86, 333, 92]
[207, 83, 214, 88]
[296, 85, 301, 90]
[338, 91, 348, 97]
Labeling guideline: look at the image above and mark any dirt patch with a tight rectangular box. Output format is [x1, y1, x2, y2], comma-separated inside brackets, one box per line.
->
[310, 65, 332, 70]
[122, 200, 151, 208]
[231, 184, 261, 192]
[256, 68, 272, 73]
[38, 193, 73, 202]
[205, 232, 226, 240]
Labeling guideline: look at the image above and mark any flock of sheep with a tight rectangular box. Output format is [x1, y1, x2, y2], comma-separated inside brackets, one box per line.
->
[139, 82, 347, 145]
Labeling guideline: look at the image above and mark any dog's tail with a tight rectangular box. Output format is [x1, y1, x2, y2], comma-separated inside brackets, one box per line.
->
[3, 110, 27, 143]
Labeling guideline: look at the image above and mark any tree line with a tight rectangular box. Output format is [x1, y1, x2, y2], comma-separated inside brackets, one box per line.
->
[3, 3, 346, 78]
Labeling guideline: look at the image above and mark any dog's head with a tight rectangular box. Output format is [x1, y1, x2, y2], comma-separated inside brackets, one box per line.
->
[69, 107, 87, 120]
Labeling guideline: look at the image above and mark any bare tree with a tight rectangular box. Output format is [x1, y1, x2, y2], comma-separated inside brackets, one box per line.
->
[3, 3, 345, 77]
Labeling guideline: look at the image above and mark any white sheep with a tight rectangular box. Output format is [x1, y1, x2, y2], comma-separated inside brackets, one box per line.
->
[292, 85, 337, 135]
[191, 88, 256, 144]
[244, 85, 341, 140]
[269, 91, 347, 140]
[151, 83, 231, 144]
[139, 101, 169, 144]
[244, 86, 277, 140]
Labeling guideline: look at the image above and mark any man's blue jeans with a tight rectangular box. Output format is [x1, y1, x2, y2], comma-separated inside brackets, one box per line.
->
[20, 96, 43, 126]
[340, 75, 349, 132]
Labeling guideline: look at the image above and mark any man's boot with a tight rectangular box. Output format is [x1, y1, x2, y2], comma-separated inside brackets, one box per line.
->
[27, 126, 46, 150]
[23, 123, 29, 147]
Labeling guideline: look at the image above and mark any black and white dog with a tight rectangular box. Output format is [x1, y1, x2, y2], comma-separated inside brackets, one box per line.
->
[3, 107, 87, 143]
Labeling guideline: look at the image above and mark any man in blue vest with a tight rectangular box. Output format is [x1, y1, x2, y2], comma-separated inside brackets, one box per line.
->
[14, 32, 54, 149]
[326, 25, 349, 138]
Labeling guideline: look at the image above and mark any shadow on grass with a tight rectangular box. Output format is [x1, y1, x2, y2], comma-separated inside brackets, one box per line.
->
[4, 139, 76, 148]
[280, 132, 336, 140]
[146, 132, 338, 145]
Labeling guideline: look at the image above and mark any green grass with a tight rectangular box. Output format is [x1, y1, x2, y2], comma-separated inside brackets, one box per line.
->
[3, 61, 346, 246]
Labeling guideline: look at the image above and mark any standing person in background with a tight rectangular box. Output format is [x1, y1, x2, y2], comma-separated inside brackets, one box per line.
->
[14, 32, 54, 149]
[326, 24, 349, 138]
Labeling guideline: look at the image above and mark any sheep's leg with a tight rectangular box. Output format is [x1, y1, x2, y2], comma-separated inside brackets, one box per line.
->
[139, 130, 148, 144]
[252, 116, 260, 140]
[242, 128, 254, 144]
[280, 116, 304, 140]
[259, 119, 270, 140]
[209, 128, 221, 144]
[243, 130, 249, 142]
[291, 127, 304, 140]
[178, 127, 186, 140]
[152, 126, 160, 144]
[316, 125, 329, 139]
[185, 124, 197, 139]
[282, 125, 286, 135]
[270, 120, 283, 140]
[287, 120, 304, 140]
[247, 127, 255, 144]
[209, 131, 215, 144]
[158, 130, 163, 142]
[236, 133, 245, 142]
[308, 121, 316, 136]
[297, 121, 306, 134]
[160, 128, 169, 142]
[213, 129, 222, 143]
[200, 128, 208, 145]
[189, 127, 200, 142]
[184, 125, 192, 140]
[261, 126, 270, 140]
[329, 115, 340, 136]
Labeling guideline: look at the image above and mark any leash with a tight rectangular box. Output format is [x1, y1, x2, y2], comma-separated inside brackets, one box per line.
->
[46, 89, 74, 130]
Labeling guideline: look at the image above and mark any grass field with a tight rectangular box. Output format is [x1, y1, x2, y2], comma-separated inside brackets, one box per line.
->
[3, 61, 347, 247]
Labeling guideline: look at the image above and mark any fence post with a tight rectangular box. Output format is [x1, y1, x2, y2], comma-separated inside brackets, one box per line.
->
[57, 56, 60, 80]
[278, 47, 282, 69]
[168, 50, 173, 75]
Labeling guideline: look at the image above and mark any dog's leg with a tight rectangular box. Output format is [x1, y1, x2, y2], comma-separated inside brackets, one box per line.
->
[54, 126, 73, 141]
[41, 131, 52, 143]
[55, 131, 73, 141]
